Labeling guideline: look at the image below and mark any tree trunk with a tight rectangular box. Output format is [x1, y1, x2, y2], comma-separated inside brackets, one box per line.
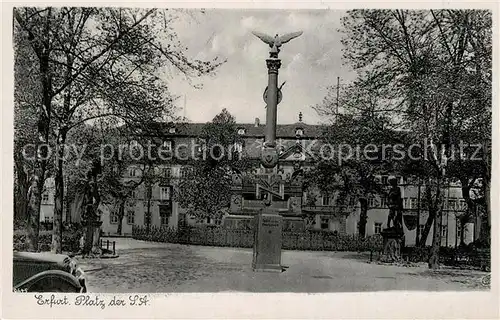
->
[52, 129, 67, 253]
[418, 213, 434, 247]
[428, 177, 444, 269]
[459, 218, 466, 246]
[26, 11, 53, 252]
[26, 173, 44, 252]
[428, 209, 441, 268]
[479, 178, 490, 246]
[14, 161, 29, 221]
[418, 184, 434, 247]
[358, 198, 368, 238]
[52, 26, 75, 252]
[117, 201, 125, 235]
[26, 103, 51, 251]
[146, 183, 152, 232]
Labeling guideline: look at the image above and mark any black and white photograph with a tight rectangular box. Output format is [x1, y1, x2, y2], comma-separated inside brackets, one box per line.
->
[3, 2, 497, 318]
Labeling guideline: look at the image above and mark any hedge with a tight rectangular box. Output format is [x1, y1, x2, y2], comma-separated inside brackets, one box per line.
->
[13, 222, 83, 253]
[132, 225, 384, 252]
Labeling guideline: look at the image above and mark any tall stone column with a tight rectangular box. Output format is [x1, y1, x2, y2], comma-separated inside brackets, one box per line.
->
[265, 58, 281, 148]
[261, 58, 281, 169]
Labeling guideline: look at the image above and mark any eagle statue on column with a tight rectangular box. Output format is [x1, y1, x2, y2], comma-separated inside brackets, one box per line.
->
[252, 31, 303, 57]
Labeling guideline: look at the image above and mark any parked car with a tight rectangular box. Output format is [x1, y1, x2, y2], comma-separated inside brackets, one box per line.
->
[13, 251, 86, 292]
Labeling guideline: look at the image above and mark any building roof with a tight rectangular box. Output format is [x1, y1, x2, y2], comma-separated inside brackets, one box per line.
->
[147, 121, 325, 139]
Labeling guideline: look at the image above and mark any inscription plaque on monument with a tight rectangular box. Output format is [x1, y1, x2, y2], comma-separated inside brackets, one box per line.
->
[252, 213, 283, 272]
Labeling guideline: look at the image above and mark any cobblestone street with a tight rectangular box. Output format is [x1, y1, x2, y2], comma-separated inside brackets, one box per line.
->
[78, 238, 490, 293]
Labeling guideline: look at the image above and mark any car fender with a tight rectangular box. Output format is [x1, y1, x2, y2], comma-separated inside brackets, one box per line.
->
[14, 270, 83, 292]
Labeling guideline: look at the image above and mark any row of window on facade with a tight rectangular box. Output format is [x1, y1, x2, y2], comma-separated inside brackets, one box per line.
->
[128, 139, 244, 159]
[124, 186, 173, 202]
[108, 207, 222, 227]
[109, 204, 173, 226]
[127, 166, 189, 178]
[318, 216, 457, 241]
[319, 195, 466, 211]
[128, 160, 284, 180]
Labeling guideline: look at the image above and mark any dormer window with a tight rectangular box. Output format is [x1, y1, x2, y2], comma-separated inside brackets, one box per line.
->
[168, 127, 176, 134]
[237, 128, 246, 135]
[295, 128, 304, 137]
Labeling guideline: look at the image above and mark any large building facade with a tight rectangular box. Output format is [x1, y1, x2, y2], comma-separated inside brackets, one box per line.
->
[41, 116, 476, 246]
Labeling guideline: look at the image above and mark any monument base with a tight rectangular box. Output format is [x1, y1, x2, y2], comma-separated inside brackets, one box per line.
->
[379, 227, 404, 263]
[252, 212, 283, 272]
[252, 264, 283, 273]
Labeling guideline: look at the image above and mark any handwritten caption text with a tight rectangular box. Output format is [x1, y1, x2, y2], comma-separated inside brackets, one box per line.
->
[34, 294, 150, 309]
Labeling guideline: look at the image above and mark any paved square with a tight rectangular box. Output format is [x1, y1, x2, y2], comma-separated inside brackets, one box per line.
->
[79, 238, 490, 292]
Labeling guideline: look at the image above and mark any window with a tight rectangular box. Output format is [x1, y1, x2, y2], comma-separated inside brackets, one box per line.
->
[42, 193, 49, 202]
[168, 127, 176, 134]
[410, 198, 418, 209]
[374, 222, 382, 234]
[160, 186, 172, 200]
[322, 195, 331, 206]
[380, 197, 387, 208]
[130, 190, 137, 199]
[126, 210, 135, 225]
[159, 204, 171, 225]
[368, 197, 376, 208]
[237, 128, 246, 135]
[44, 216, 50, 223]
[162, 167, 171, 178]
[403, 198, 409, 209]
[180, 167, 191, 178]
[160, 215, 169, 226]
[295, 128, 304, 136]
[233, 142, 243, 153]
[110, 212, 119, 224]
[448, 199, 457, 210]
[129, 168, 137, 177]
[162, 140, 172, 151]
[320, 217, 329, 230]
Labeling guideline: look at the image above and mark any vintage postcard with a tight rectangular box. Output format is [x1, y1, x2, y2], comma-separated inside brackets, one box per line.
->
[2, 1, 498, 319]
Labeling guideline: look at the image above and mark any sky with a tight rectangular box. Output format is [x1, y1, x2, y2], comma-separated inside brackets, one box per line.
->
[167, 9, 357, 125]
